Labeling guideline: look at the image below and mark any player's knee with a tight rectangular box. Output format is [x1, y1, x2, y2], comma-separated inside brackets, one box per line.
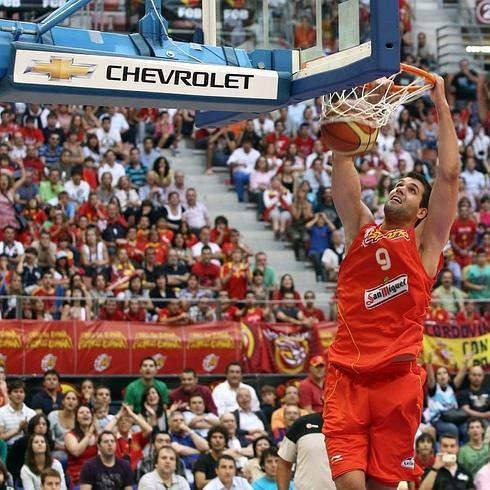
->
[334, 471, 366, 490]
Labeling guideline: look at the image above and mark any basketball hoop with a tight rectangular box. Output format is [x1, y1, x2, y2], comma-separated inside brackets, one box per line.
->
[321, 64, 436, 128]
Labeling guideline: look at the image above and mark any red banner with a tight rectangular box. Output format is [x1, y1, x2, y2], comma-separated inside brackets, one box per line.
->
[0, 321, 242, 376]
[1, 319, 487, 375]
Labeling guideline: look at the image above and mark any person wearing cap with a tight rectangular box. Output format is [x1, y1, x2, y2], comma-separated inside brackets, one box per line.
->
[298, 356, 325, 413]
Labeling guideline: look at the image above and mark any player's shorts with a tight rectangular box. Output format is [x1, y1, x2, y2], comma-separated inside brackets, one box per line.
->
[322, 361, 426, 487]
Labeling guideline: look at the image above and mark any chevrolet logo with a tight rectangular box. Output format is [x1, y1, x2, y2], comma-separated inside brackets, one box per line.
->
[25, 56, 96, 81]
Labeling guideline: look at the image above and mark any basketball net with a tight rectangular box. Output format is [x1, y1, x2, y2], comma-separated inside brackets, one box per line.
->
[321, 64, 435, 128]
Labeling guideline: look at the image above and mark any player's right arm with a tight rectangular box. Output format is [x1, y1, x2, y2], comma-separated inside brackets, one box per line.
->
[331, 153, 375, 250]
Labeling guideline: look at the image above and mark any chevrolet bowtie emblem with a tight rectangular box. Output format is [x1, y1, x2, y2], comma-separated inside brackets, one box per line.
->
[25, 56, 96, 81]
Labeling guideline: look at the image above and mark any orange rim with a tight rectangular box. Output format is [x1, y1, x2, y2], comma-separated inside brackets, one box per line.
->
[365, 63, 436, 93]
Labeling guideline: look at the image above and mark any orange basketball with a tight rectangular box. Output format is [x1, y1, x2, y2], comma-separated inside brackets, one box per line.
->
[321, 120, 379, 156]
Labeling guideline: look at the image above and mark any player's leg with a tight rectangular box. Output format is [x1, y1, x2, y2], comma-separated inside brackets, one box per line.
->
[323, 365, 370, 490]
[367, 363, 426, 486]
[334, 470, 367, 490]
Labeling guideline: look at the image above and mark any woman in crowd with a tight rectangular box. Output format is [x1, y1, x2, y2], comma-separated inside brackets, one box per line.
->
[249, 157, 276, 221]
[61, 287, 91, 321]
[0, 164, 26, 233]
[7, 414, 53, 484]
[80, 226, 109, 284]
[164, 191, 185, 231]
[82, 134, 101, 165]
[271, 274, 302, 304]
[288, 186, 314, 261]
[63, 132, 84, 166]
[96, 171, 115, 206]
[20, 434, 66, 490]
[140, 386, 168, 432]
[243, 436, 273, 483]
[263, 176, 293, 240]
[153, 156, 173, 188]
[64, 405, 98, 487]
[1, 272, 24, 319]
[115, 175, 141, 223]
[80, 379, 96, 409]
[48, 390, 78, 464]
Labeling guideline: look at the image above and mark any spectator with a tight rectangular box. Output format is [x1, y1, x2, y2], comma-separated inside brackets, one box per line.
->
[159, 298, 191, 325]
[191, 227, 223, 264]
[432, 269, 466, 316]
[39, 169, 63, 205]
[20, 434, 66, 490]
[183, 188, 210, 233]
[413, 433, 436, 488]
[450, 199, 477, 275]
[298, 356, 325, 413]
[463, 249, 490, 308]
[451, 59, 479, 110]
[167, 170, 187, 203]
[212, 362, 260, 416]
[31, 233, 56, 271]
[274, 292, 310, 326]
[168, 411, 209, 478]
[30, 370, 62, 415]
[6, 413, 52, 484]
[251, 447, 288, 490]
[194, 425, 229, 489]
[232, 388, 269, 442]
[192, 245, 221, 292]
[39, 134, 62, 171]
[203, 455, 252, 490]
[64, 166, 90, 206]
[95, 117, 122, 154]
[457, 418, 489, 478]
[242, 437, 272, 484]
[64, 405, 98, 488]
[249, 157, 276, 219]
[40, 468, 62, 490]
[235, 291, 270, 324]
[220, 248, 252, 300]
[219, 413, 251, 465]
[137, 137, 160, 168]
[304, 158, 331, 194]
[125, 147, 148, 189]
[271, 405, 300, 445]
[137, 445, 190, 490]
[0, 226, 24, 267]
[99, 296, 124, 321]
[263, 176, 293, 240]
[189, 297, 217, 323]
[227, 139, 261, 203]
[0, 379, 36, 447]
[419, 433, 473, 490]
[461, 157, 486, 203]
[277, 413, 335, 490]
[0, 171, 26, 231]
[124, 356, 169, 414]
[270, 385, 307, 431]
[306, 213, 335, 281]
[459, 366, 490, 424]
[474, 461, 490, 490]
[170, 369, 218, 416]
[302, 291, 325, 322]
[79, 430, 133, 490]
[182, 393, 219, 438]
[252, 252, 277, 291]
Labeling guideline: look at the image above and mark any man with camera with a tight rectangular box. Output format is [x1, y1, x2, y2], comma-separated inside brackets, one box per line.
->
[419, 433, 474, 490]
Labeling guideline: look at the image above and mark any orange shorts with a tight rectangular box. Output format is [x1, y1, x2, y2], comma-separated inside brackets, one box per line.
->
[322, 361, 426, 486]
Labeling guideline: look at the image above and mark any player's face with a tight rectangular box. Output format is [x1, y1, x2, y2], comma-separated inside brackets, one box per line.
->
[384, 178, 427, 225]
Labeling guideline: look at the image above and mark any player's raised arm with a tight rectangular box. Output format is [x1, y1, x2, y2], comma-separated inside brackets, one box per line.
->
[331, 153, 374, 250]
[419, 76, 460, 276]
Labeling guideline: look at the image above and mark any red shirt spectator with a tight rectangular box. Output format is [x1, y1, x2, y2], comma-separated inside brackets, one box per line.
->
[20, 125, 44, 146]
[265, 121, 291, 158]
[240, 307, 266, 323]
[220, 254, 251, 300]
[450, 201, 477, 269]
[192, 259, 220, 289]
[298, 356, 325, 413]
[99, 299, 125, 321]
[302, 306, 325, 322]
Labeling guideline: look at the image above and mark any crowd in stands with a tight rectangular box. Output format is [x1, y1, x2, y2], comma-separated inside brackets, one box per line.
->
[0, 356, 488, 489]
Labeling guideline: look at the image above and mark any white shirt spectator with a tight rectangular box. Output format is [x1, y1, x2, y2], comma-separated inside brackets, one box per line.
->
[377, 132, 396, 156]
[227, 147, 261, 175]
[98, 162, 126, 188]
[473, 129, 490, 163]
[191, 241, 222, 267]
[236, 409, 264, 433]
[385, 148, 414, 174]
[138, 470, 190, 489]
[0, 402, 36, 445]
[253, 118, 274, 137]
[203, 476, 252, 490]
[95, 127, 122, 154]
[305, 152, 330, 170]
[461, 168, 487, 197]
[137, 145, 161, 168]
[0, 240, 24, 258]
[183, 202, 210, 230]
[304, 168, 331, 192]
[21, 458, 67, 490]
[212, 381, 260, 416]
[288, 102, 308, 129]
[183, 410, 219, 438]
[100, 111, 129, 134]
[64, 179, 91, 205]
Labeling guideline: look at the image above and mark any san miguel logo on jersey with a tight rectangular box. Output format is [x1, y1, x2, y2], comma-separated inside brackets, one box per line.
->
[362, 227, 410, 246]
[364, 274, 409, 309]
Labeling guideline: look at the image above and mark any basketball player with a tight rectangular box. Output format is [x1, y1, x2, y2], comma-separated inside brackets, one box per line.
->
[323, 75, 459, 490]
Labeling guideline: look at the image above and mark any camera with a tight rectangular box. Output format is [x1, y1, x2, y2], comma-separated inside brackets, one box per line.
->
[442, 453, 457, 464]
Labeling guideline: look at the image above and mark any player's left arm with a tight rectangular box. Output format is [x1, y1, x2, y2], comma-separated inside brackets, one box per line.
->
[418, 76, 460, 278]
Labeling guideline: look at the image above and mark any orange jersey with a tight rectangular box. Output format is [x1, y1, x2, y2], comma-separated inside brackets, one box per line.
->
[329, 224, 439, 373]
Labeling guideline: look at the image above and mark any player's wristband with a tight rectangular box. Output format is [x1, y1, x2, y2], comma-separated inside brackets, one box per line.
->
[430, 467, 439, 472]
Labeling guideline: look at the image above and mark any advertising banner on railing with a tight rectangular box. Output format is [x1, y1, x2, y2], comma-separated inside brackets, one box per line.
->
[0, 320, 242, 376]
[0, 319, 487, 375]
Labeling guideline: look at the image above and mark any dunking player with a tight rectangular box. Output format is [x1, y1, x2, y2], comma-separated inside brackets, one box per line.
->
[323, 76, 459, 490]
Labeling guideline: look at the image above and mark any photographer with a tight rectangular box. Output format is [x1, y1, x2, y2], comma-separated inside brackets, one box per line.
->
[419, 433, 474, 490]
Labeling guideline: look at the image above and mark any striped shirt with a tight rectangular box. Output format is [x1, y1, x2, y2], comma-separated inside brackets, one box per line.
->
[126, 163, 148, 188]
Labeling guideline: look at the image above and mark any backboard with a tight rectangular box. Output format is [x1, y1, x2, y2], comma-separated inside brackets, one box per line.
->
[195, 0, 400, 126]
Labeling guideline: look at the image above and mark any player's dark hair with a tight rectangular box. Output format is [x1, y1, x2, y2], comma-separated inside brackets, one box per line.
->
[405, 171, 432, 210]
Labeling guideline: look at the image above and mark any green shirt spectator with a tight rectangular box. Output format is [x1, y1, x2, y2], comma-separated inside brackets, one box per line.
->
[39, 168, 64, 204]
[252, 252, 277, 289]
[463, 250, 490, 301]
[124, 356, 169, 413]
[457, 419, 489, 478]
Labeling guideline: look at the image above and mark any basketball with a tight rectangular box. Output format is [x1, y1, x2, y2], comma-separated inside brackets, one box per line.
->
[320, 120, 380, 156]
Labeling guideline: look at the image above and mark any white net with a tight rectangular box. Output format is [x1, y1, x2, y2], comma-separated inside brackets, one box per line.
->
[321, 67, 434, 128]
